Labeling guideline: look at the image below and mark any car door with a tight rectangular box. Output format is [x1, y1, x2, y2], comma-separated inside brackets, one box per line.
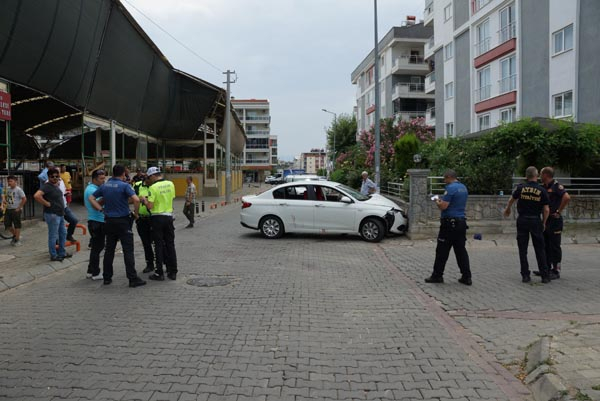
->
[313, 185, 356, 233]
[275, 185, 315, 231]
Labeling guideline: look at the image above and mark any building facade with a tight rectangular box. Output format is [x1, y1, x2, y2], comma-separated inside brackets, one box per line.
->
[232, 99, 277, 181]
[299, 149, 327, 174]
[425, 0, 600, 138]
[351, 20, 434, 134]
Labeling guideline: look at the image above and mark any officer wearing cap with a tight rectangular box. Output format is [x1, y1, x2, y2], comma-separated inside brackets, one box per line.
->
[504, 166, 551, 284]
[88, 164, 146, 288]
[536, 166, 570, 279]
[141, 167, 178, 281]
[133, 173, 155, 274]
[424, 169, 472, 286]
[83, 169, 106, 280]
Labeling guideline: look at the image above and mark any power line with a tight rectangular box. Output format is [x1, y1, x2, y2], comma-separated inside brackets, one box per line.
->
[122, 0, 223, 73]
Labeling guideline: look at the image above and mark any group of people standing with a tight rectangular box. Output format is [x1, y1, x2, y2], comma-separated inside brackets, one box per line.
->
[85, 165, 180, 287]
[424, 166, 570, 286]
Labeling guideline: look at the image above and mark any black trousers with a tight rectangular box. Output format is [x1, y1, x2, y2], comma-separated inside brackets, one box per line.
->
[516, 216, 549, 278]
[432, 219, 471, 279]
[87, 220, 105, 276]
[136, 217, 154, 269]
[151, 215, 177, 275]
[103, 216, 138, 280]
[544, 216, 563, 270]
[183, 202, 194, 224]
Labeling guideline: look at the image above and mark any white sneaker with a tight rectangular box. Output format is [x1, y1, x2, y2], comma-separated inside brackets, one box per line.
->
[86, 273, 93, 279]
[91, 273, 103, 281]
[13, 240, 22, 247]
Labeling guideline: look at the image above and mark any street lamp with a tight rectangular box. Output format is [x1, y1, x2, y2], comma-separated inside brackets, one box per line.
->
[322, 108, 337, 171]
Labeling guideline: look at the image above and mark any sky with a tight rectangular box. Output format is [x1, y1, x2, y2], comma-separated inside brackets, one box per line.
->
[122, 0, 424, 161]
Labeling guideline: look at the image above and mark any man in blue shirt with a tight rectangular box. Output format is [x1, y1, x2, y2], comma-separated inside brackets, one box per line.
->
[425, 169, 472, 285]
[84, 169, 106, 280]
[88, 164, 145, 288]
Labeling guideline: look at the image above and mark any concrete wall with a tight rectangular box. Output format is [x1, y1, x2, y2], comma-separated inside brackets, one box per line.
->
[454, 30, 471, 135]
[577, 0, 600, 123]
[434, 49, 445, 137]
[520, 0, 549, 118]
[453, 0, 470, 30]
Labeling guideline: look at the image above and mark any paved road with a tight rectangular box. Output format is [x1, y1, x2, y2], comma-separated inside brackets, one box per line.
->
[0, 199, 598, 400]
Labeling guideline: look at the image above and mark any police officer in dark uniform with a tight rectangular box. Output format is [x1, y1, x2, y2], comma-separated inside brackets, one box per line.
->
[425, 169, 472, 285]
[133, 174, 155, 274]
[504, 166, 551, 284]
[534, 167, 570, 279]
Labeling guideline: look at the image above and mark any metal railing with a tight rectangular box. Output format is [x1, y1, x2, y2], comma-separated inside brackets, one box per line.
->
[499, 74, 517, 94]
[426, 107, 436, 119]
[395, 82, 425, 94]
[246, 130, 270, 135]
[474, 85, 491, 102]
[426, 71, 436, 84]
[244, 116, 270, 121]
[380, 180, 407, 200]
[499, 22, 517, 44]
[394, 55, 426, 67]
[474, 37, 491, 57]
[394, 111, 426, 122]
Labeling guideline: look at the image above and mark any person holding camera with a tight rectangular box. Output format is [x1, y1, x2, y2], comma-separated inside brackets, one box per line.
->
[425, 169, 472, 286]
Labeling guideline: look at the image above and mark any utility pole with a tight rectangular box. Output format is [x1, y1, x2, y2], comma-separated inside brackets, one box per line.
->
[373, 0, 381, 191]
[223, 70, 236, 204]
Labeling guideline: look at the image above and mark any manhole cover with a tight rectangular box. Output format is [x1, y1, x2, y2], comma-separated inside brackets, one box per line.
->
[186, 277, 233, 287]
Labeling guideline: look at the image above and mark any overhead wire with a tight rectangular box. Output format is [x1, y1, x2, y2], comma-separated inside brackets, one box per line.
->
[121, 0, 224, 73]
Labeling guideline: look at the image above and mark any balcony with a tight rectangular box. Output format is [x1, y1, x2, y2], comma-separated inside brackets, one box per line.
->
[499, 74, 517, 94]
[246, 130, 270, 135]
[391, 55, 428, 75]
[244, 157, 271, 165]
[425, 107, 436, 126]
[474, 85, 491, 103]
[243, 115, 271, 122]
[474, 23, 517, 68]
[394, 111, 426, 123]
[392, 83, 434, 100]
[245, 144, 270, 150]
[425, 71, 436, 94]
[425, 36, 436, 59]
[424, 1, 434, 26]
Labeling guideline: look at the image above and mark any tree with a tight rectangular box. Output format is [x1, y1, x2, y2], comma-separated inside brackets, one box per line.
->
[326, 114, 358, 164]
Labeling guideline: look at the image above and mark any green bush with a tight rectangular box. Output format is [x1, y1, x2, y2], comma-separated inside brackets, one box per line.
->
[393, 133, 420, 176]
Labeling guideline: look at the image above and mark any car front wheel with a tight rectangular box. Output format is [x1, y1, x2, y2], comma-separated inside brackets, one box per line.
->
[359, 218, 385, 242]
[259, 215, 284, 239]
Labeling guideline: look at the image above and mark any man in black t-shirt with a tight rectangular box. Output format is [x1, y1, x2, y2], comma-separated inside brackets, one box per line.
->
[33, 167, 68, 262]
[504, 166, 551, 284]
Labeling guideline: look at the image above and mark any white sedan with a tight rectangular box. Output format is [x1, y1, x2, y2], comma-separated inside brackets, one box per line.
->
[240, 181, 408, 242]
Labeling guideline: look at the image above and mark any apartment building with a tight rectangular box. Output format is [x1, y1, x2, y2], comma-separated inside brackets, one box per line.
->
[351, 19, 434, 134]
[299, 149, 327, 174]
[425, 0, 600, 138]
[231, 98, 277, 181]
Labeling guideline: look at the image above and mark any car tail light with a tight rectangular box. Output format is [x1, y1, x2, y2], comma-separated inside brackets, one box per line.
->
[242, 201, 252, 209]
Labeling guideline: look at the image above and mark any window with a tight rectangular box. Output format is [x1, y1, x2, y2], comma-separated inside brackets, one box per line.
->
[444, 4, 452, 21]
[499, 55, 516, 93]
[477, 67, 491, 101]
[553, 91, 573, 117]
[445, 82, 454, 99]
[444, 42, 454, 61]
[499, 5, 515, 43]
[446, 122, 454, 137]
[478, 114, 490, 130]
[500, 108, 516, 123]
[476, 19, 491, 56]
[553, 24, 573, 55]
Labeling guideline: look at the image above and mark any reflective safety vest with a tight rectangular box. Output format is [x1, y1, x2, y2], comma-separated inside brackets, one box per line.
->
[148, 179, 175, 215]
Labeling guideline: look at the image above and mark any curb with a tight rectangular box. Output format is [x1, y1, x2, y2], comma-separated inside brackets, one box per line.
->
[524, 337, 569, 401]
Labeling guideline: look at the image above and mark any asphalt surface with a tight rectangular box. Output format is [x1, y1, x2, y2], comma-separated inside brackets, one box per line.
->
[0, 187, 599, 401]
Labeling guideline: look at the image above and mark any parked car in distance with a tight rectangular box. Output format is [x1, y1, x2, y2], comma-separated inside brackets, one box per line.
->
[265, 175, 277, 184]
[284, 174, 320, 183]
[240, 181, 408, 242]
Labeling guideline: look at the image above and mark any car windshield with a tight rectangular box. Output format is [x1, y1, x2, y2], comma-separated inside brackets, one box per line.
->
[336, 183, 370, 201]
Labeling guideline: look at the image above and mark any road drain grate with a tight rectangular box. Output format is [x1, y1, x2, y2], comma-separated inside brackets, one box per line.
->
[186, 277, 234, 287]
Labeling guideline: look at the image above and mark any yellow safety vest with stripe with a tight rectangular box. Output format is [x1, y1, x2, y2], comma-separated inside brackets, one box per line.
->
[133, 181, 151, 216]
[148, 179, 175, 215]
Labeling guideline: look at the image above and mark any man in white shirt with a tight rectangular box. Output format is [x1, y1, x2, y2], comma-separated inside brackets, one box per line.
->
[360, 171, 377, 195]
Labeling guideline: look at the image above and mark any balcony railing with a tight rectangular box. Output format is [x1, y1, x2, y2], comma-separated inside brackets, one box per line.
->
[245, 158, 271, 164]
[244, 115, 270, 121]
[499, 74, 517, 94]
[426, 107, 436, 119]
[395, 82, 425, 94]
[474, 85, 491, 102]
[428, 36, 435, 49]
[245, 144, 270, 149]
[474, 37, 491, 57]
[426, 71, 435, 84]
[393, 55, 426, 69]
[246, 130, 270, 135]
[499, 22, 516, 44]
[394, 111, 426, 122]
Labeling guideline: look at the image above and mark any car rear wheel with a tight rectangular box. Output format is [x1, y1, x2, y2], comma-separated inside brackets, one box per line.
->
[259, 215, 284, 239]
[359, 218, 385, 242]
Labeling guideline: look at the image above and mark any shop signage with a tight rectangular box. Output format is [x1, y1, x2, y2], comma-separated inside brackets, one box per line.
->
[0, 91, 11, 121]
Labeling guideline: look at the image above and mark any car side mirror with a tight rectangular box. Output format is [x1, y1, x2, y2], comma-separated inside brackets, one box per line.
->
[340, 196, 352, 204]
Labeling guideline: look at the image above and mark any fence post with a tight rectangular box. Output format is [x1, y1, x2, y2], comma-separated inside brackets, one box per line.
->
[407, 169, 431, 233]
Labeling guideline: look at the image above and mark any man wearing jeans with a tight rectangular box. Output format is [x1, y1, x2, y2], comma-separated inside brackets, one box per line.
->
[183, 176, 197, 228]
[84, 169, 106, 280]
[33, 167, 68, 261]
[88, 164, 146, 288]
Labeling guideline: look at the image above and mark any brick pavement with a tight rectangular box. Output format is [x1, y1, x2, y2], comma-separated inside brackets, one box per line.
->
[0, 195, 598, 400]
